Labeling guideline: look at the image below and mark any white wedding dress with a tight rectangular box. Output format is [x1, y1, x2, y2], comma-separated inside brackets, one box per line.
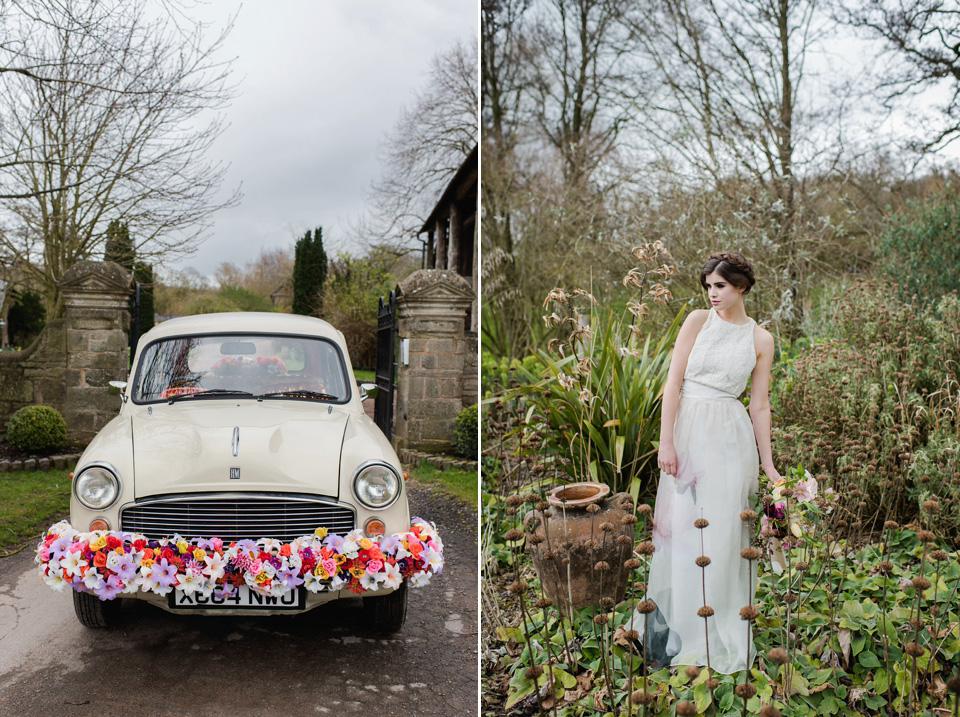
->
[630, 307, 760, 674]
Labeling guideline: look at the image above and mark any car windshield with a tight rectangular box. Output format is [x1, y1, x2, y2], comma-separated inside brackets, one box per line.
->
[133, 333, 350, 403]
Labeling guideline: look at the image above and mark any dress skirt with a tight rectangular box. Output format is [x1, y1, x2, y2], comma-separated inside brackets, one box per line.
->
[631, 380, 760, 674]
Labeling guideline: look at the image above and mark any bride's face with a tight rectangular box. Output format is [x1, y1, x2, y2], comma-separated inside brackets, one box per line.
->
[703, 271, 744, 311]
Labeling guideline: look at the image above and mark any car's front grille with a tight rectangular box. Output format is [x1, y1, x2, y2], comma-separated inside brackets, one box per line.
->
[120, 493, 356, 542]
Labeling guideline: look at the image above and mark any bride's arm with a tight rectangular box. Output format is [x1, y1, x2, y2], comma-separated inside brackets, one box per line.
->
[749, 327, 781, 481]
[658, 310, 709, 476]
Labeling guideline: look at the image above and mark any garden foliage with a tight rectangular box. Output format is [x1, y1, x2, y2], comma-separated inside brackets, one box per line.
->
[773, 281, 960, 539]
[503, 305, 684, 498]
[876, 190, 960, 304]
[292, 226, 327, 316]
[7, 405, 67, 453]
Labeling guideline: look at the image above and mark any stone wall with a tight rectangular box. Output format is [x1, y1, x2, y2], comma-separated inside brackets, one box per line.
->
[0, 261, 132, 442]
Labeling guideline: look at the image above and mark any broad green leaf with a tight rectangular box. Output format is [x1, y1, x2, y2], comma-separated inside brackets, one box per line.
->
[693, 681, 712, 713]
[858, 650, 881, 669]
[873, 668, 889, 695]
[789, 671, 810, 697]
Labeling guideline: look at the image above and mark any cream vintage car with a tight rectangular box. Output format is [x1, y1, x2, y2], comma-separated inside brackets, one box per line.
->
[35, 312, 443, 632]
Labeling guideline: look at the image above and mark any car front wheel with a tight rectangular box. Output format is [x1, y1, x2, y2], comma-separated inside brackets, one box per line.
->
[73, 591, 121, 628]
[362, 581, 407, 634]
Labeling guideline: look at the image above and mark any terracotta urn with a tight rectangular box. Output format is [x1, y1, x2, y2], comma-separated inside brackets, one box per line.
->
[525, 482, 634, 613]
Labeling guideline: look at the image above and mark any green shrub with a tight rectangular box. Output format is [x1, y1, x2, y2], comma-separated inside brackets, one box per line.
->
[454, 404, 478, 459]
[7, 405, 67, 453]
[876, 189, 960, 304]
[7, 289, 46, 348]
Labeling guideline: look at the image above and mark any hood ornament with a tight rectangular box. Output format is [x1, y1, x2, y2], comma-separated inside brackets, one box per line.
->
[232, 426, 239, 457]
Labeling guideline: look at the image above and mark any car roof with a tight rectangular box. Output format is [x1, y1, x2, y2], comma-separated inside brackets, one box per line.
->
[138, 312, 344, 343]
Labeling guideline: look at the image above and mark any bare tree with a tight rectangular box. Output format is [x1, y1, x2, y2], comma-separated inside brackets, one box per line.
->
[839, 0, 960, 152]
[0, 0, 238, 315]
[360, 39, 478, 251]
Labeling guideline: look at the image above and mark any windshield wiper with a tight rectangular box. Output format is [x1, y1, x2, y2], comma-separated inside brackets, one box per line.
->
[168, 389, 254, 404]
[257, 390, 339, 401]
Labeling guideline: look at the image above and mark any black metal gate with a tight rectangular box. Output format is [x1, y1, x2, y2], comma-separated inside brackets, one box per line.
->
[374, 289, 397, 440]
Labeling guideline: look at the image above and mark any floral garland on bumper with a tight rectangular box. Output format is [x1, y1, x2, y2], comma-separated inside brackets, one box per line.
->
[35, 519, 443, 601]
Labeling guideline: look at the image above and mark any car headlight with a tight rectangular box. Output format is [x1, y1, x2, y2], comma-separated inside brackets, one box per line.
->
[74, 464, 121, 510]
[353, 461, 401, 509]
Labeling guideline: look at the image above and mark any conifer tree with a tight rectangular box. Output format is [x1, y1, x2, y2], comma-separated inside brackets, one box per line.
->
[292, 227, 327, 316]
[104, 220, 135, 271]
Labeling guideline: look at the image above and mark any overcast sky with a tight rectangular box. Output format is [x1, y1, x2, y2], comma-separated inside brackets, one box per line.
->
[169, 1, 477, 280]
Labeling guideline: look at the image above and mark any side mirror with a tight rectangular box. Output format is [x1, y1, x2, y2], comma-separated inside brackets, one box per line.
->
[108, 380, 128, 403]
[359, 383, 379, 401]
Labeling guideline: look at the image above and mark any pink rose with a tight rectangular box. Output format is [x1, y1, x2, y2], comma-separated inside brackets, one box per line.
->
[365, 559, 384, 575]
[321, 558, 337, 576]
[250, 559, 262, 574]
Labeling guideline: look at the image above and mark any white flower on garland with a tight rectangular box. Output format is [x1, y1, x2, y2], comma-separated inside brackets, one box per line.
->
[381, 562, 402, 590]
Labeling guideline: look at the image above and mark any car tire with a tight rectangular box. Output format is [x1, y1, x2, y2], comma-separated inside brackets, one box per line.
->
[363, 581, 407, 634]
[73, 591, 121, 628]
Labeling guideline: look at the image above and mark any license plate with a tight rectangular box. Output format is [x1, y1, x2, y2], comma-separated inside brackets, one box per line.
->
[168, 585, 305, 611]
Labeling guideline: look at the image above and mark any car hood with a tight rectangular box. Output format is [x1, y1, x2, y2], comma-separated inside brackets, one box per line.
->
[131, 401, 350, 498]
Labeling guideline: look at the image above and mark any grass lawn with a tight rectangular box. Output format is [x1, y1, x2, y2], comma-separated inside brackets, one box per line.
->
[0, 469, 70, 556]
[408, 459, 477, 508]
[354, 368, 376, 383]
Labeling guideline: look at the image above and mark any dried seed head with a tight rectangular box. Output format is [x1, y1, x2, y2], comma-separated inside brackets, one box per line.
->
[675, 700, 697, 715]
[636, 599, 656, 614]
[624, 558, 641, 570]
[905, 642, 926, 658]
[506, 507, 517, 517]
[877, 561, 894, 575]
[600, 597, 615, 610]
[783, 592, 797, 604]
[740, 605, 760, 621]
[616, 535, 633, 547]
[524, 493, 538, 504]
[694, 518, 709, 529]
[741, 547, 762, 560]
[697, 606, 715, 618]
[930, 549, 948, 562]
[636, 541, 655, 556]
[683, 665, 700, 680]
[930, 605, 941, 616]
[740, 509, 757, 521]
[503, 529, 523, 541]
[909, 617, 924, 630]
[594, 613, 610, 625]
[535, 501, 550, 512]
[638, 504, 653, 516]
[912, 576, 932, 591]
[633, 581, 646, 592]
[631, 690, 654, 705]
[696, 555, 712, 568]
[767, 648, 788, 665]
[507, 580, 528, 594]
[706, 678, 719, 689]
[542, 509, 554, 518]
[923, 498, 940, 514]
[586, 504, 601, 514]
[621, 514, 637, 525]
[534, 598, 553, 609]
[795, 561, 809, 572]
[758, 705, 782, 717]
[734, 683, 757, 699]
[506, 494, 524, 507]
[594, 561, 610, 572]
[528, 533, 545, 545]
[583, 539, 598, 550]
[524, 665, 543, 679]
[947, 674, 960, 694]
[599, 521, 614, 533]
[884, 520, 899, 530]
[918, 530, 936, 543]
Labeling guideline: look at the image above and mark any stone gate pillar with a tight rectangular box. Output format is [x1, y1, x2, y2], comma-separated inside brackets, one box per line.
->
[59, 260, 133, 441]
[394, 269, 475, 452]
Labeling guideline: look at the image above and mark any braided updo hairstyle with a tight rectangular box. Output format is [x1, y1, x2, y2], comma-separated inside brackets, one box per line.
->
[699, 251, 756, 295]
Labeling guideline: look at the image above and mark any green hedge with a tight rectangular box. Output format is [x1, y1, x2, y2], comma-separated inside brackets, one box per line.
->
[6, 405, 67, 453]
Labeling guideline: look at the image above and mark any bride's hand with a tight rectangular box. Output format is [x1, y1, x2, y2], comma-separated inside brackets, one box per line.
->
[658, 442, 678, 477]
[763, 465, 782, 483]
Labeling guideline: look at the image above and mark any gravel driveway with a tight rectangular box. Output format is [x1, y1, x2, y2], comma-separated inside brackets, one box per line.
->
[0, 482, 477, 716]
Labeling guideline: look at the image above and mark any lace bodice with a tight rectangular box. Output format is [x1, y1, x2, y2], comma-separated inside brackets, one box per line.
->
[683, 308, 756, 396]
